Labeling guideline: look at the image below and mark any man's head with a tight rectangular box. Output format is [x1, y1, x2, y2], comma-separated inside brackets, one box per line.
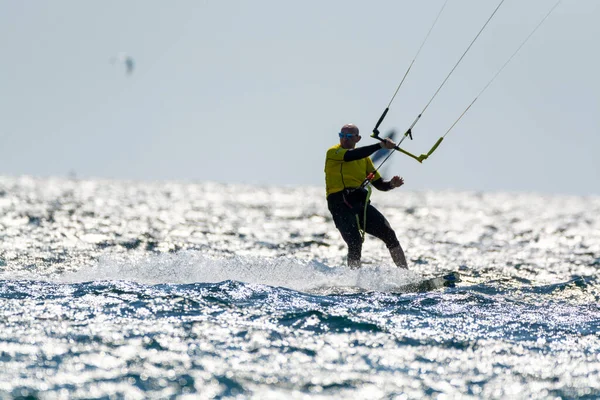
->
[339, 123, 360, 149]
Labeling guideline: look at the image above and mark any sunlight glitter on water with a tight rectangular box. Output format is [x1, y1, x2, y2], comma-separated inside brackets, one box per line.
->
[0, 176, 599, 398]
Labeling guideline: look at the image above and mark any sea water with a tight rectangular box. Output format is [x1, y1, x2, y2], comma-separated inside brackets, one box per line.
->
[0, 176, 599, 399]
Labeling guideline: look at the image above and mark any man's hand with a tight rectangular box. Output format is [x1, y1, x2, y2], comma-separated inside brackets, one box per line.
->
[390, 176, 404, 188]
[380, 138, 397, 150]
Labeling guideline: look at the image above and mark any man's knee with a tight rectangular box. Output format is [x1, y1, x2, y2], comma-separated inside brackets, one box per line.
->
[377, 226, 399, 248]
[385, 235, 400, 249]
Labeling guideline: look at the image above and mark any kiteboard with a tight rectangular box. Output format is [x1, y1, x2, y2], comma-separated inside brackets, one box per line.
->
[311, 271, 461, 296]
[393, 271, 460, 293]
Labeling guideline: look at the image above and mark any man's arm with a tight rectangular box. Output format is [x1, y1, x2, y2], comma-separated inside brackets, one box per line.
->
[372, 176, 404, 191]
[343, 143, 383, 162]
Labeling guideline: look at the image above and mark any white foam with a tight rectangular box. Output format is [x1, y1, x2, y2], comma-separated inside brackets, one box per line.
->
[56, 251, 420, 292]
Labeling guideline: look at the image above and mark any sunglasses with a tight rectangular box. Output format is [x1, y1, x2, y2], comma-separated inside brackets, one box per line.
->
[339, 132, 360, 139]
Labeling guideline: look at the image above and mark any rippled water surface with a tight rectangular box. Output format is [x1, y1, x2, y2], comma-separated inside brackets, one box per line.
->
[1, 176, 599, 399]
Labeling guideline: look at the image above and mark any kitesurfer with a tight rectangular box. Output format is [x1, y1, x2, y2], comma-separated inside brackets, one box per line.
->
[325, 123, 408, 269]
[110, 52, 135, 75]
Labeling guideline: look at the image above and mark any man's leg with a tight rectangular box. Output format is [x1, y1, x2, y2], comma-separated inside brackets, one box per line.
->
[330, 209, 363, 268]
[389, 245, 408, 269]
[364, 205, 408, 269]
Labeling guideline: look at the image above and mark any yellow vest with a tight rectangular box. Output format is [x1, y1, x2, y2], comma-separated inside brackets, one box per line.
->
[324, 144, 381, 197]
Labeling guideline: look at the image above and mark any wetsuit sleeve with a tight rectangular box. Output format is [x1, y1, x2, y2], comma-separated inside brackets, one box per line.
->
[343, 143, 382, 162]
[372, 178, 393, 191]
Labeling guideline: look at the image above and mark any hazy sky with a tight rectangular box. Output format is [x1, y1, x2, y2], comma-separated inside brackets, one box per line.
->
[1, 1, 598, 195]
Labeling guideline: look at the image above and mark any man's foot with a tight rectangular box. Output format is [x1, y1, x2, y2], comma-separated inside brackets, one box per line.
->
[348, 257, 361, 269]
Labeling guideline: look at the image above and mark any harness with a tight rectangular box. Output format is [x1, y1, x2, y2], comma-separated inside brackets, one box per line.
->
[342, 174, 375, 243]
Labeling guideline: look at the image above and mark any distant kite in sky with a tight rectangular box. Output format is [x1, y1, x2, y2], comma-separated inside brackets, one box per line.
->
[110, 52, 135, 75]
